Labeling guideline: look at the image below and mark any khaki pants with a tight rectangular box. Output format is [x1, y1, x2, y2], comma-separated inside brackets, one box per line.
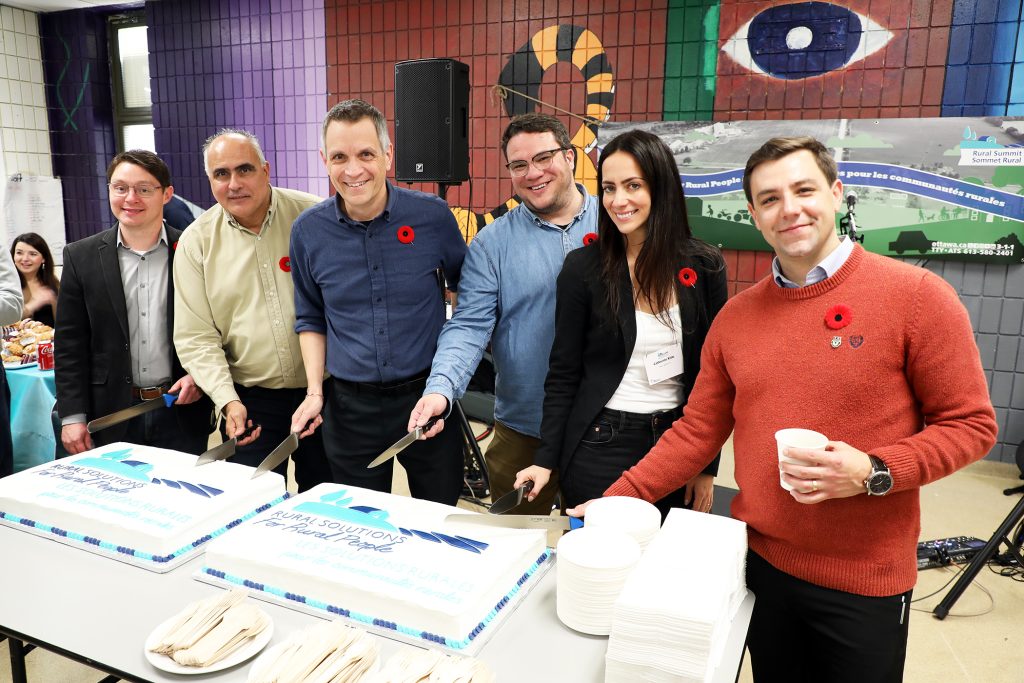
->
[486, 421, 560, 515]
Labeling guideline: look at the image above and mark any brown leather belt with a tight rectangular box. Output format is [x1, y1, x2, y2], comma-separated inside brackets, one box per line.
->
[132, 384, 169, 401]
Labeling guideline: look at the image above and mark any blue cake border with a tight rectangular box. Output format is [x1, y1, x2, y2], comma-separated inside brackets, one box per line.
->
[200, 549, 552, 650]
[0, 493, 289, 569]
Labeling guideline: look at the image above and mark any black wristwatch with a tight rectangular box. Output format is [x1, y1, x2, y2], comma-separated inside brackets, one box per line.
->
[863, 455, 893, 496]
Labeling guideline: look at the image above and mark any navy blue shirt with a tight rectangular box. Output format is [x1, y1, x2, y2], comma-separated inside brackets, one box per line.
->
[290, 182, 466, 383]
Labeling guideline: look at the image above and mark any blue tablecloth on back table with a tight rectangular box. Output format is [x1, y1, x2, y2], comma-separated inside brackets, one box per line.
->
[7, 365, 56, 472]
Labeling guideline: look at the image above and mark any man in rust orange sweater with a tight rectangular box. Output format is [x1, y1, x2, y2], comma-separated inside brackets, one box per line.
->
[584, 137, 997, 682]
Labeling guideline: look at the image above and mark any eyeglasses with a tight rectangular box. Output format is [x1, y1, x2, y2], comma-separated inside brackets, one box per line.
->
[506, 148, 570, 177]
[108, 183, 162, 198]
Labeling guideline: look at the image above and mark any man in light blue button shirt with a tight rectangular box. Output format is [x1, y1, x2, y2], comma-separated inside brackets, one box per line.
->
[408, 113, 599, 514]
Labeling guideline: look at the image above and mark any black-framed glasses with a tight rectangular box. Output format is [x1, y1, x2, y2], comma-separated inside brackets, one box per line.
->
[108, 183, 162, 198]
[505, 147, 570, 177]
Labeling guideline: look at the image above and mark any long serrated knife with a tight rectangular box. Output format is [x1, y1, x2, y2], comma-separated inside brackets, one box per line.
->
[252, 431, 299, 478]
[444, 513, 583, 531]
[366, 416, 440, 468]
[86, 394, 178, 433]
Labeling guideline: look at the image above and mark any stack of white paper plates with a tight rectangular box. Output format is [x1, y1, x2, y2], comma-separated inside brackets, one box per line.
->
[555, 527, 641, 636]
[584, 496, 662, 551]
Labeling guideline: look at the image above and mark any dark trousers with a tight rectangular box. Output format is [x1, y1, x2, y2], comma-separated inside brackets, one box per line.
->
[322, 375, 464, 506]
[122, 399, 208, 456]
[561, 406, 689, 518]
[0, 368, 11, 477]
[228, 384, 331, 493]
[745, 550, 911, 683]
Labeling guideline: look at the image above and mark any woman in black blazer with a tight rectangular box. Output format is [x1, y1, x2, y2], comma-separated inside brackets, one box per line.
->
[516, 130, 728, 518]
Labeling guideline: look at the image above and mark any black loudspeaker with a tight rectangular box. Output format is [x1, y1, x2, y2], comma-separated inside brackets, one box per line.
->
[394, 58, 470, 183]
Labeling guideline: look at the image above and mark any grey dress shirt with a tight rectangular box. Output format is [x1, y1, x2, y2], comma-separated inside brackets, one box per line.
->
[116, 225, 172, 387]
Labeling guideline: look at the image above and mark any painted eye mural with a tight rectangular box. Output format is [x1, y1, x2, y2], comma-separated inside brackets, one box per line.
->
[721, 2, 893, 80]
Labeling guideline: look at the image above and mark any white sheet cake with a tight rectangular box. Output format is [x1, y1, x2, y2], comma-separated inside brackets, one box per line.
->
[199, 483, 551, 651]
[0, 442, 287, 572]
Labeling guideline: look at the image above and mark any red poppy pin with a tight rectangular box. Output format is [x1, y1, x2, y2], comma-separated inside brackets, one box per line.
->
[279, 256, 291, 272]
[172, 241, 178, 251]
[397, 226, 415, 244]
[583, 232, 598, 246]
[824, 303, 852, 330]
[677, 267, 697, 287]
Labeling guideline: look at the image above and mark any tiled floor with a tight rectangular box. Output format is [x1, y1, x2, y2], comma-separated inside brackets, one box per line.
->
[3, 435, 1023, 683]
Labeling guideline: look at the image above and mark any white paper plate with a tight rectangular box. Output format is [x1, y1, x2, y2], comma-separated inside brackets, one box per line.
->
[144, 609, 274, 675]
[4, 361, 37, 370]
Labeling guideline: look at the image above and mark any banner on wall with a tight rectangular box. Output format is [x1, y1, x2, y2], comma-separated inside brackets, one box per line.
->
[597, 117, 1024, 264]
[3, 175, 66, 266]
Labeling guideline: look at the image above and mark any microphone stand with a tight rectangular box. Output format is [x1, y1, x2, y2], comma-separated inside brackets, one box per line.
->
[840, 201, 864, 244]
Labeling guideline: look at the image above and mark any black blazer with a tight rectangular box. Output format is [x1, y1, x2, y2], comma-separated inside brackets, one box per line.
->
[54, 225, 211, 446]
[535, 243, 728, 478]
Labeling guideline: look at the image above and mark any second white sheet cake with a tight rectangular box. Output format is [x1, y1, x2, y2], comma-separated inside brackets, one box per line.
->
[198, 483, 551, 653]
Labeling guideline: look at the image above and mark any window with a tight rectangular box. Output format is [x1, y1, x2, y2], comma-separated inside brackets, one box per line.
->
[109, 14, 154, 153]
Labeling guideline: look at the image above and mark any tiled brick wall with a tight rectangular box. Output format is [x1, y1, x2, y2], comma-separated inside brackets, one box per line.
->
[147, 0, 329, 207]
[0, 5, 51, 179]
[922, 259, 1024, 463]
[942, 0, 1024, 116]
[324, 0, 667, 225]
[39, 8, 115, 242]
[663, 0, 719, 121]
[712, 0, 952, 120]
[720, 248, 773, 297]
[17, 0, 1024, 463]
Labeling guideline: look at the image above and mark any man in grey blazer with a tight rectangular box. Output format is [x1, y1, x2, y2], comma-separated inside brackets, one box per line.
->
[55, 150, 211, 455]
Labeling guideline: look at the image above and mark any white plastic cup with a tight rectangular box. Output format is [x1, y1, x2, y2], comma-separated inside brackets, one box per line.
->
[775, 428, 828, 491]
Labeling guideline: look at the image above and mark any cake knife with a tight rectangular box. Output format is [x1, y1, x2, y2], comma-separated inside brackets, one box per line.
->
[251, 431, 299, 478]
[444, 513, 583, 531]
[86, 393, 178, 433]
[488, 481, 534, 515]
[195, 423, 259, 466]
[366, 416, 440, 468]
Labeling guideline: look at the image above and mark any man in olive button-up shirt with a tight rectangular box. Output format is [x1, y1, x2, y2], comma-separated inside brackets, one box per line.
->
[173, 129, 330, 490]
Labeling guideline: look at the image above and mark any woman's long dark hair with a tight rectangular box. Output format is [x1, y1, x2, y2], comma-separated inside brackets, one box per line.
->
[11, 232, 60, 293]
[597, 130, 720, 323]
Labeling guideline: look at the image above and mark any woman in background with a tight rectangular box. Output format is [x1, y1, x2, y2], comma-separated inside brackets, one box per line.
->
[515, 130, 728, 518]
[11, 232, 59, 326]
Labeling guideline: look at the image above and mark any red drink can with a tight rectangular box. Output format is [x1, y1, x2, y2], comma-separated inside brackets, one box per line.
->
[38, 340, 54, 370]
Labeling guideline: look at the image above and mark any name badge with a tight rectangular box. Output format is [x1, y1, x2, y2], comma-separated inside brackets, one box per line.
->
[645, 344, 683, 385]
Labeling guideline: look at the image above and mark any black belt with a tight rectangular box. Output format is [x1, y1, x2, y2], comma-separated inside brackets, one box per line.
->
[132, 384, 169, 401]
[332, 373, 429, 396]
[598, 405, 683, 429]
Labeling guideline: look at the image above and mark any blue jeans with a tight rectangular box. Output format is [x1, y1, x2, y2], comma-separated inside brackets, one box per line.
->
[560, 405, 689, 518]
